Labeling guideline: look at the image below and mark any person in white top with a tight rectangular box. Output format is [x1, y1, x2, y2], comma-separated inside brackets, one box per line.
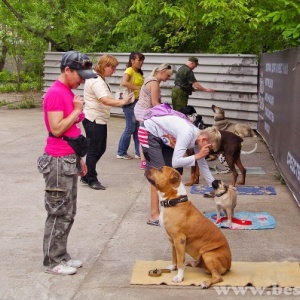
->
[138, 108, 221, 226]
[134, 63, 174, 169]
[81, 55, 133, 190]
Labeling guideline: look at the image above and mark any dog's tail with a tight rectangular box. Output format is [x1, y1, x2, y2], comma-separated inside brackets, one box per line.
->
[241, 143, 257, 155]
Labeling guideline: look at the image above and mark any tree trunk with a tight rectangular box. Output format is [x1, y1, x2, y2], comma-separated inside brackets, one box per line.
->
[0, 45, 8, 71]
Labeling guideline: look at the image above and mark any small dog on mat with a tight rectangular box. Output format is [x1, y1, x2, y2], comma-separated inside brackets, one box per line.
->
[145, 166, 232, 288]
[212, 179, 237, 227]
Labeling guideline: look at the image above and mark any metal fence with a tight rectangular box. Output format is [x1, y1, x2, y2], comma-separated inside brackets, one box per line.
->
[44, 52, 258, 128]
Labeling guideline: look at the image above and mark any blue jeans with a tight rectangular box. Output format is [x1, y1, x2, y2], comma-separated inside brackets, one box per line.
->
[117, 102, 140, 156]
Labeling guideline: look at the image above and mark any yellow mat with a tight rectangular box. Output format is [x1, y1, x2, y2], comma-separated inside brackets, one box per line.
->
[131, 260, 300, 287]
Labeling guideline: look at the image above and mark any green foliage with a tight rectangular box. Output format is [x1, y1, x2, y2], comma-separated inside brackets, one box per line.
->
[3, 97, 36, 109]
[0, 70, 41, 92]
[0, 99, 7, 106]
[0, 69, 14, 82]
[0, 0, 299, 81]
[266, 0, 300, 46]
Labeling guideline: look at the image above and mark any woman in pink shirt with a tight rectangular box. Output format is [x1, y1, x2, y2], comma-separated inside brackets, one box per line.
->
[37, 51, 95, 276]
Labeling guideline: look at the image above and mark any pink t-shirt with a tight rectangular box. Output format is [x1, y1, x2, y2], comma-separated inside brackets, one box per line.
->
[43, 80, 85, 156]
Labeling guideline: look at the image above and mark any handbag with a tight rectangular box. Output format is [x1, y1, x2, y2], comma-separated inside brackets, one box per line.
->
[114, 86, 129, 100]
[49, 133, 90, 157]
[114, 70, 135, 103]
[114, 86, 135, 103]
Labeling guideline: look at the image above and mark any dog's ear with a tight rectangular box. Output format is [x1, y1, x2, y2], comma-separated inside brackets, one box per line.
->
[195, 115, 203, 121]
[170, 169, 180, 184]
[188, 105, 197, 114]
[212, 179, 220, 190]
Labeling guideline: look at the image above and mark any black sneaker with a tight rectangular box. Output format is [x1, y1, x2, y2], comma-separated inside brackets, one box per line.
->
[88, 181, 106, 190]
[80, 177, 88, 185]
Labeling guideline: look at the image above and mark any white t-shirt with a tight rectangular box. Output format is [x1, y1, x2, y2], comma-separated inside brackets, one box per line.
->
[143, 115, 214, 185]
[83, 76, 112, 124]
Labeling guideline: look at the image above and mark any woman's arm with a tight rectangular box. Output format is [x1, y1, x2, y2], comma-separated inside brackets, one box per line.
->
[48, 95, 83, 136]
[121, 73, 140, 91]
[99, 93, 133, 107]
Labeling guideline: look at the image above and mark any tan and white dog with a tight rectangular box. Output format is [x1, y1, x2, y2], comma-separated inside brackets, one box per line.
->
[212, 104, 257, 138]
[212, 179, 237, 227]
[145, 166, 232, 288]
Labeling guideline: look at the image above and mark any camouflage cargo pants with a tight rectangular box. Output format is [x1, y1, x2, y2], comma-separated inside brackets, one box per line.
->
[37, 153, 80, 268]
[171, 86, 189, 111]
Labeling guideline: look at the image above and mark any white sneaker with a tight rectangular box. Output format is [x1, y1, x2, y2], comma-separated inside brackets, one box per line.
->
[46, 261, 77, 275]
[116, 154, 133, 160]
[134, 154, 140, 159]
[66, 259, 83, 268]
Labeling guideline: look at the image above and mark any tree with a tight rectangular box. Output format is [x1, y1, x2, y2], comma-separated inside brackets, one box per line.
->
[0, 0, 299, 78]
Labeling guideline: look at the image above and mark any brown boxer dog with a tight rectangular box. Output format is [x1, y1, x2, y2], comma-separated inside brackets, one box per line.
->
[145, 166, 232, 288]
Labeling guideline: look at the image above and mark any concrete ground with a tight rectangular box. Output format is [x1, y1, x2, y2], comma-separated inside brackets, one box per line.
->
[0, 108, 299, 300]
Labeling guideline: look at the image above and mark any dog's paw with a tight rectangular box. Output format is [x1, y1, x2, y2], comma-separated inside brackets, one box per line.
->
[172, 274, 184, 283]
[165, 264, 177, 271]
[172, 275, 184, 283]
[172, 268, 184, 283]
[227, 222, 233, 229]
[200, 280, 212, 289]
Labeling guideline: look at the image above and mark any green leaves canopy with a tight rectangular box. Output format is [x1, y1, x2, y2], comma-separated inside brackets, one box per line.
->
[0, 0, 299, 73]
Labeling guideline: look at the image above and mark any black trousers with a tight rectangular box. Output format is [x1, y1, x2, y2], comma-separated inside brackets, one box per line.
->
[82, 118, 107, 184]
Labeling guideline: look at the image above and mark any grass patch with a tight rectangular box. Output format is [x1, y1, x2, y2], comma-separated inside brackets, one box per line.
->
[5, 97, 36, 109]
[274, 172, 286, 185]
[0, 100, 8, 107]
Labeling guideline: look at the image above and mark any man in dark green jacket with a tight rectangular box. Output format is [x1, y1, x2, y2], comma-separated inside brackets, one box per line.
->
[171, 56, 214, 111]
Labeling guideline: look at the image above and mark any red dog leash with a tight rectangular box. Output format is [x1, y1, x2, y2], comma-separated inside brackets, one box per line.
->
[212, 215, 252, 226]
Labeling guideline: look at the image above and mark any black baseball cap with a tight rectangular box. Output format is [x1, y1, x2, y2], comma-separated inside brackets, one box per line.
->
[188, 56, 199, 66]
[60, 51, 96, 79]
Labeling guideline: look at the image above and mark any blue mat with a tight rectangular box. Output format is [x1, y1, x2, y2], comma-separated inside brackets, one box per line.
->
[190, 185, 276, 195]
[205, 211, 276, 230]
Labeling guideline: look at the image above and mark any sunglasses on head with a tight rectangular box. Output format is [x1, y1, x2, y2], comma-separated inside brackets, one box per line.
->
[71, 59, 93, 69]
[162, 64, 172, 70]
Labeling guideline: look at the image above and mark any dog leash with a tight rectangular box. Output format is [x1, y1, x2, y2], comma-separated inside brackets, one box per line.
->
[212, 215, 252, 226]
[148, 268, 171, 277]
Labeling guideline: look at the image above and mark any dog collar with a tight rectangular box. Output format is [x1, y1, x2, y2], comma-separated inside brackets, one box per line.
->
[215, 185, 228, 197]
[160, 195, 188, 207]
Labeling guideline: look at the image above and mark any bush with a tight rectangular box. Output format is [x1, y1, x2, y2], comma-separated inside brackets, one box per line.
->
[0, 70, 15, 82]
[0, 70, 42, 92]
[0, 83, 16, 92]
